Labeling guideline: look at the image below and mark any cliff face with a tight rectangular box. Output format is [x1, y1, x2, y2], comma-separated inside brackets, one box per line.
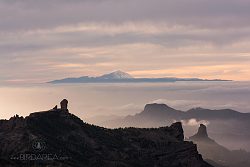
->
[0, 101, 213, 167]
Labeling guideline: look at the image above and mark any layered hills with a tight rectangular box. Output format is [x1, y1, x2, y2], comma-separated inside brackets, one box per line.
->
[100, 103, 250, 151]
[102, 103, 250, 127]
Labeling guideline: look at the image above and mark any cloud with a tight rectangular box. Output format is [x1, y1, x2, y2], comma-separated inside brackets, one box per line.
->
[1, 79, 250, 119]
[181, 118, 210, 126]
[1, 0, 250, 82]
[149, 81, 250, 113]
[1, 0, 250, 31]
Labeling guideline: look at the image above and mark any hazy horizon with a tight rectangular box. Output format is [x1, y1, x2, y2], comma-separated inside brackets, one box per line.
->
[1, 81, 250, 120]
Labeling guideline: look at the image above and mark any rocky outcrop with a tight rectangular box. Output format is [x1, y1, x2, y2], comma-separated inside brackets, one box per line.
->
[169, 122, 184, 141]
[197, 124, 208, 137]
[0, 115, 25, 131]
[0, 100, 213, 167]
[189, 124, 213, 142]
[189, 124, 250, 167]
[144, 103, 173, 112]
[60, 99, 68, 112]
[53, 105, 57, 110]
[143, 103, 178, 115]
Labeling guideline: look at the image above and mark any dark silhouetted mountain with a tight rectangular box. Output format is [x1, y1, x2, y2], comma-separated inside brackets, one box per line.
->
[189, 124, 211, 142]
[189, 124, 250, 167]
[0, 100, 213, 167]
[101, 103, 250, 151]
[186, 107, 249, 120]
[139, 103, 183, 119]
[48, 70, 231, 84]
[103, 103, 250, 127]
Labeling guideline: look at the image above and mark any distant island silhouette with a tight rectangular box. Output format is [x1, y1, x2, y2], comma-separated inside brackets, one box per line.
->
[48, 70, 232, 84]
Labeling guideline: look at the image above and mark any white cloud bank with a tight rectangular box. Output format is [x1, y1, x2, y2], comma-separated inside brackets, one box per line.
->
[181, 118, 210, 126]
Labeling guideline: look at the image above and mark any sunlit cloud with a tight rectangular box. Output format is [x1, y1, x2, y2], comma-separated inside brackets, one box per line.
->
[181, 119, 210, 126]
[1, 0, 250, 83]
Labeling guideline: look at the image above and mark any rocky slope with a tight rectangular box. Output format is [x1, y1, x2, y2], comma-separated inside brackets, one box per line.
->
[189, 124, 250, 167]
[0, 100, 213, 167]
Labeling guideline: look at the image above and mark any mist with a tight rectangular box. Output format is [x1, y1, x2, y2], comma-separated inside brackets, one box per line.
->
[1, 81, 250, 120]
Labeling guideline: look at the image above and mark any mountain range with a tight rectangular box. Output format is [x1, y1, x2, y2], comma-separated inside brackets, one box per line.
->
[0, 99, 212, 167]
[48, 70, 231, 84]
[98, 103, 250, 151]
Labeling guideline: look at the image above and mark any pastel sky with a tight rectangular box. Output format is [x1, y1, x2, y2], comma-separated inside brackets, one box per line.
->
[1, 0, 250, 83]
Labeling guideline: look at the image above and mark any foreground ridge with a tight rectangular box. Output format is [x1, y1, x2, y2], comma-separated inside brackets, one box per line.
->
[0, 100, 213, 167]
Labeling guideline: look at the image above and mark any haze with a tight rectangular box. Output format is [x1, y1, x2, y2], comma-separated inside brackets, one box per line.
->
[1, 81, 250, 120]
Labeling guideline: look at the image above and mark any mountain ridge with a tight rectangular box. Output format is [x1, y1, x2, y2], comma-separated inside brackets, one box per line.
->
[103, 103, 250, 126]
[101, 103, 250, 126]
[98, 103, 250, 152]
[0, 100, 213, 167]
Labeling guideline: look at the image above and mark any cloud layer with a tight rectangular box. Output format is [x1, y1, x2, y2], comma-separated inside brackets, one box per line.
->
[181, 119, 210, 127]
[1, 0, 250, 83]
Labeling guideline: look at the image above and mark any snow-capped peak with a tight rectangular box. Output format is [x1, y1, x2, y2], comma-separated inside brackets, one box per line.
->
[99, 70, 133, 79]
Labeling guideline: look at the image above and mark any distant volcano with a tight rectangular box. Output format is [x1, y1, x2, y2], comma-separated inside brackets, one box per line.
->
[48, 70, 230, 84]
[99, 70, 133, 79]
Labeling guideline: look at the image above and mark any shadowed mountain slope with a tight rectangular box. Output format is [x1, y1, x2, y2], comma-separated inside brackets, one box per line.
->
[101, 103, 250, 151]
[189, 124, 250, 167]
[0, 100, 212, 167]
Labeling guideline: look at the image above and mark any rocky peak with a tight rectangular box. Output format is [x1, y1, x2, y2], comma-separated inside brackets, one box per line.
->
[48, 99, 69, 113]
[144, 103, 174, 112]
[60, 99, 68, 112]
[99, 70, 133, 79]
[141, 103, 182, 119]
[197, 124, 208, 138]
[190, 124, 214, 142]
[170, 122, 184, 141]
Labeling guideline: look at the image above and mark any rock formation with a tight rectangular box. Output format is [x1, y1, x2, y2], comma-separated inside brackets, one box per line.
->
[190, 124, 210, 140]
[53, 105, 57, 110]
[169, 122, 184, 141]
[60, 99, 68, 111]
[189, 124, 250, 167]
[0, 101, 213, 167]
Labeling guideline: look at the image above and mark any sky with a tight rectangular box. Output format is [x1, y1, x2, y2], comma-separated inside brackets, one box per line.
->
[1, 0, 250, 83]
